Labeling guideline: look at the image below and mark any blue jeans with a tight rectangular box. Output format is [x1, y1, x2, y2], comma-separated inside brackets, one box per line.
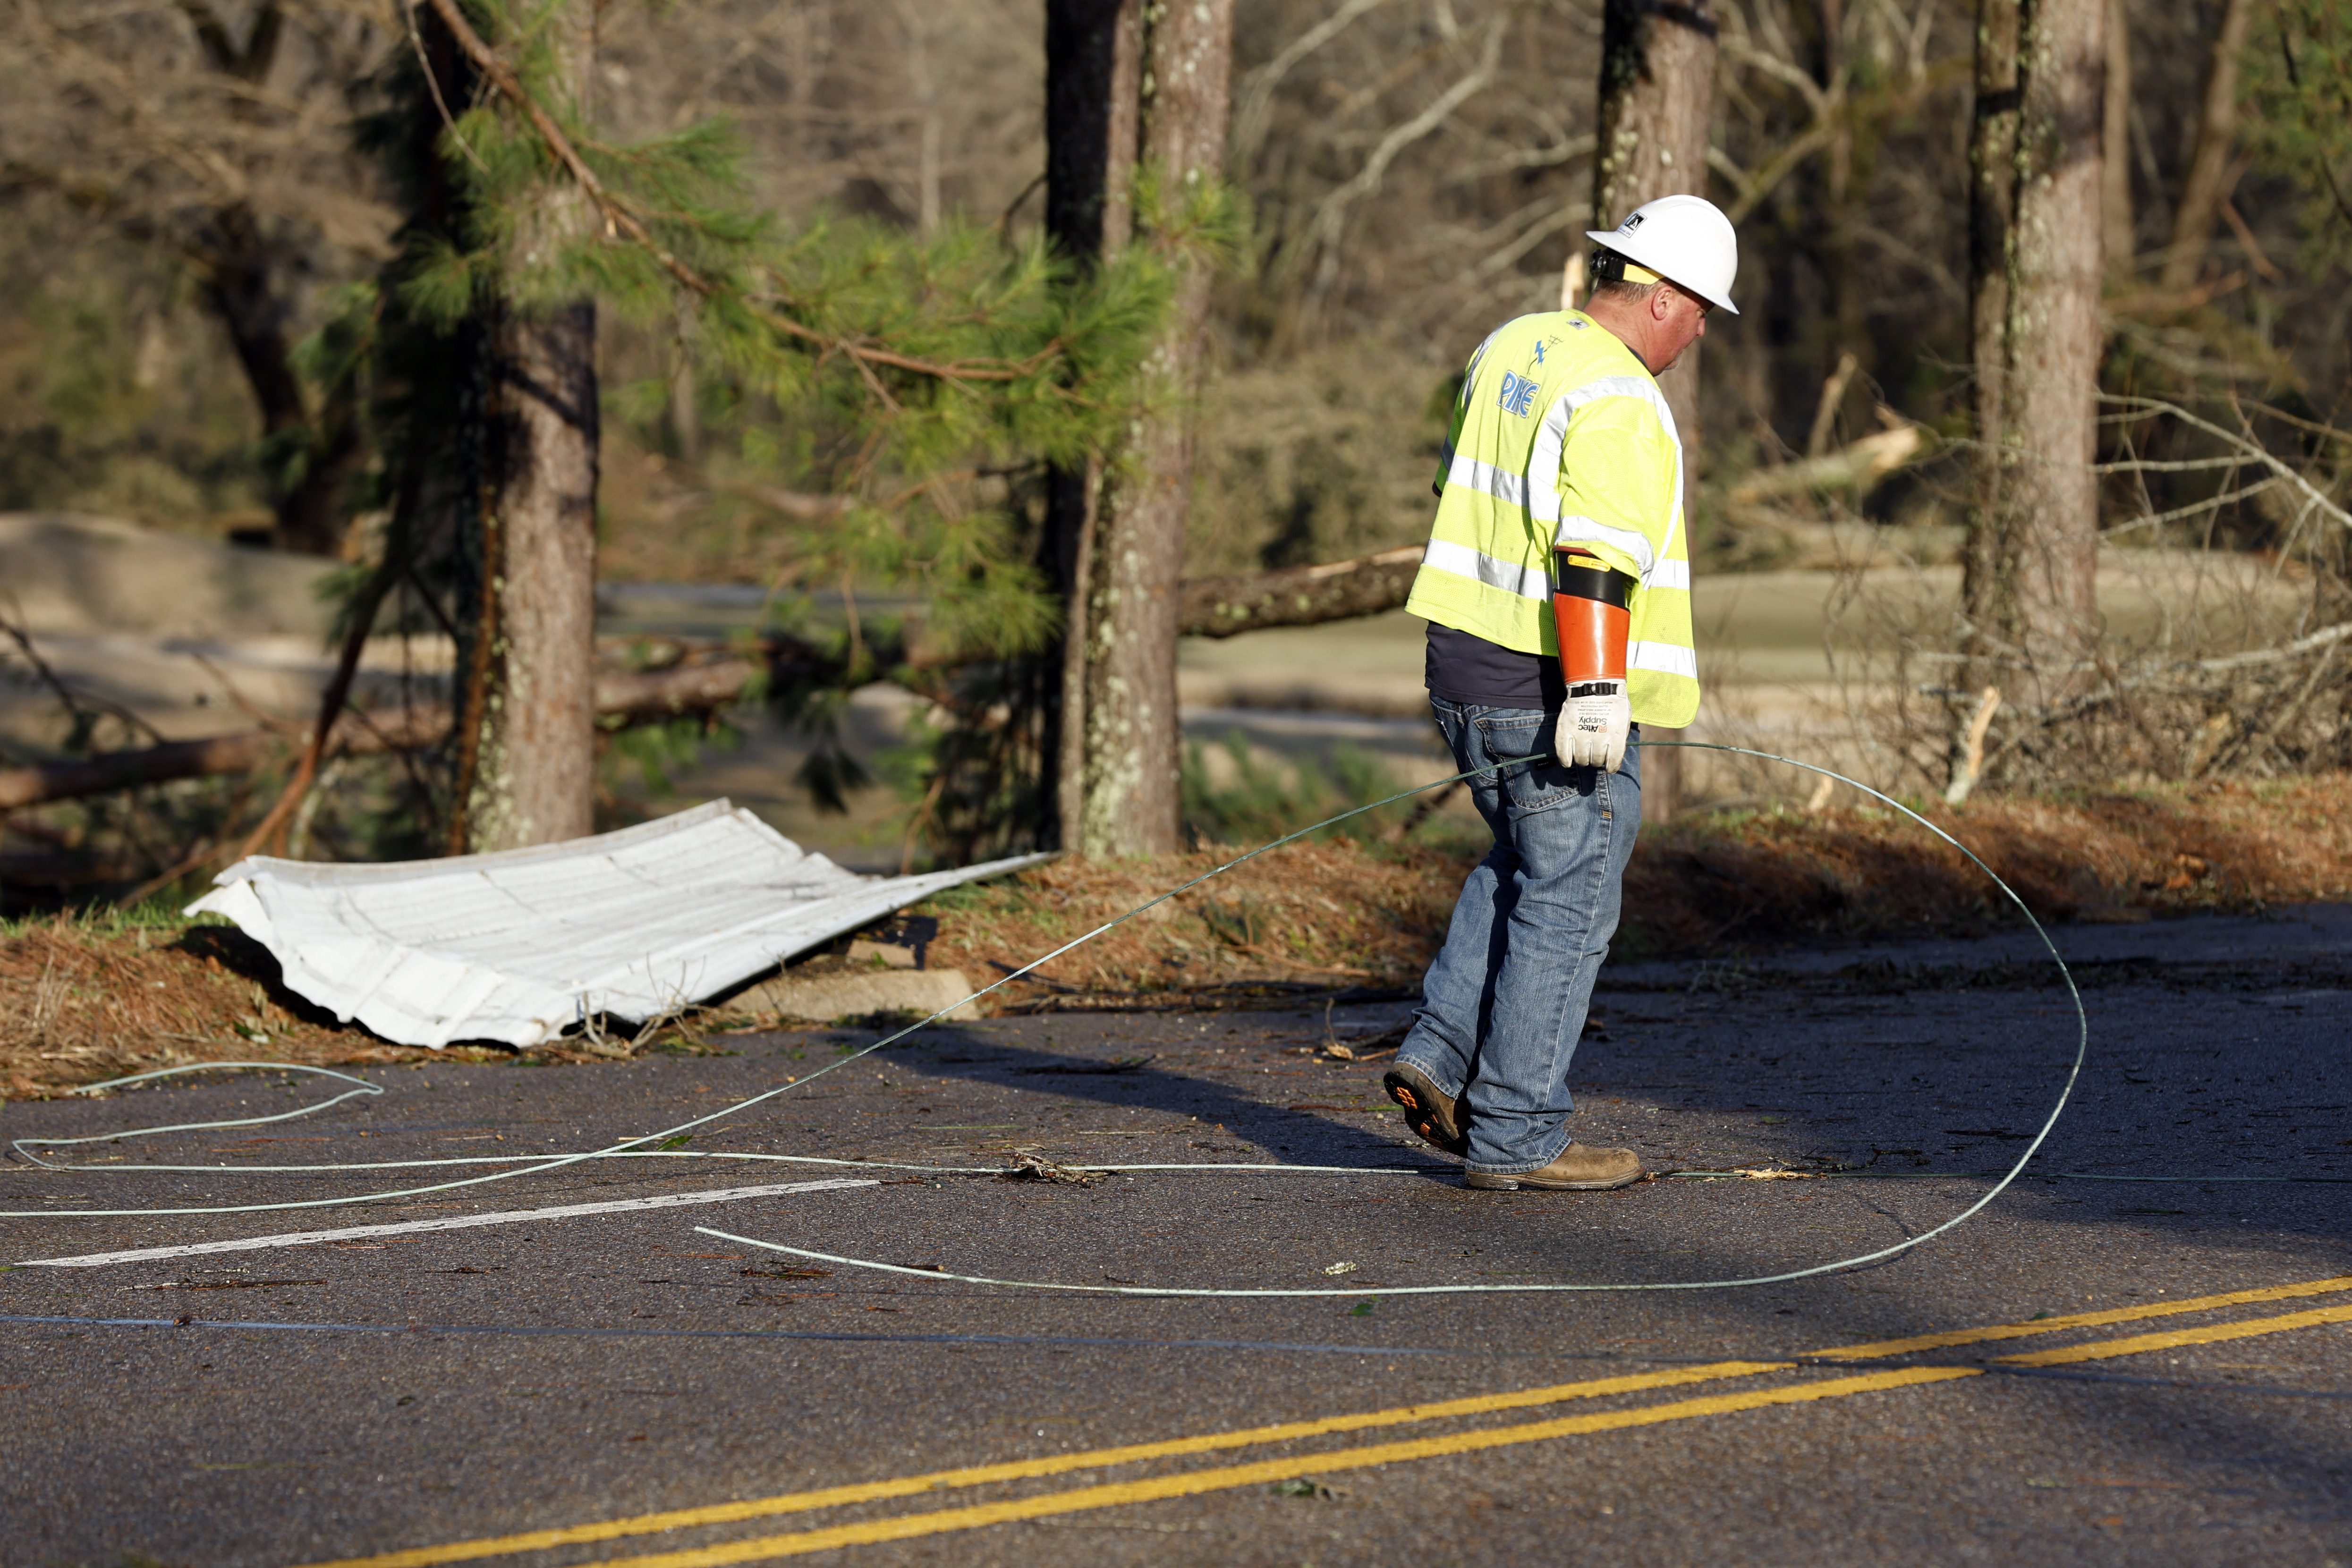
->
[1396, 699, 1642, 1173]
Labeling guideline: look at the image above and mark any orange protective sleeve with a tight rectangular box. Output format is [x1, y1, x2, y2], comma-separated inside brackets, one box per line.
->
[1551, 593, 1630, 683]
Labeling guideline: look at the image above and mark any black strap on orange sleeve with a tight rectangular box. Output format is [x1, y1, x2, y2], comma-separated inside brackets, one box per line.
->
[1552, 549, 1633, 684]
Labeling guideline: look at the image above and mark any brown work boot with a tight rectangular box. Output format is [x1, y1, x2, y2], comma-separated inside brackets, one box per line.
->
[1464, 1144, 1644, 1191]
[1382, 1062, 1466, 1157]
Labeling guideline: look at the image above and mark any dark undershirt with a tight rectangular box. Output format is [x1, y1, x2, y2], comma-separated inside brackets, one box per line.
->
[1424, 623, 1565, 710]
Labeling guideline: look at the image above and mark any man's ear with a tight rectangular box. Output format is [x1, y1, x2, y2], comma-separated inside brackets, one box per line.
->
[1651, 283, 1680, 320]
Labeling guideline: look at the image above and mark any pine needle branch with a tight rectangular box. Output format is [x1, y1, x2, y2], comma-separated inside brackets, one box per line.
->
[416, 0, 1037, 386]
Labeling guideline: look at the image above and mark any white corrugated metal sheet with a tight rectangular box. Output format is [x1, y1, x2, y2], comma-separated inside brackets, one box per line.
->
[186, 800, 1046, 1048]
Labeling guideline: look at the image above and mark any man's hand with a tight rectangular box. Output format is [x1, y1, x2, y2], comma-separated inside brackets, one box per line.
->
[1564, 678, 1630, 771]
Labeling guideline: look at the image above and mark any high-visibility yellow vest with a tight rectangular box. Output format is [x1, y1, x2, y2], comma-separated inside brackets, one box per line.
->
[1405, 309, 1700, 728]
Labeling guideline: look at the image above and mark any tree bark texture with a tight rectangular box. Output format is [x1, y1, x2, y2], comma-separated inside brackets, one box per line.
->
[1812, 0, 1865, 384]
[1044, 0, 1142, 263]
[1042, 0, 1141, 850]
[1076, 0, 1232, 857]
[438, 1, 604, 855]
[1591, 0, 1719, 493]
[2101, 0, 2135, 277]
[459, 299, 602, 853]
[1591, 0, 1717, 821]
[1962, 0, 2106, 745]
[2157, 0, 2254, 292]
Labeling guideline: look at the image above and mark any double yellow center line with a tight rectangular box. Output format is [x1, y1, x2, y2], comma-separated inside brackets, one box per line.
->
[301, 1274, 2352, 1568]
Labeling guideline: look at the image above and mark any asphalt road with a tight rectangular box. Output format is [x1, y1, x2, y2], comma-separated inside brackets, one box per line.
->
[3, 905, 2349, 1567]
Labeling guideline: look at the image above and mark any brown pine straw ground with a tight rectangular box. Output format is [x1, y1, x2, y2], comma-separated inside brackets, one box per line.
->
[6, 775, 2351, 1099]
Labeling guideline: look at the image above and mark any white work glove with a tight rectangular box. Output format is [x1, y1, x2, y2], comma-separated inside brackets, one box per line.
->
[1563, 679, 1630, 772]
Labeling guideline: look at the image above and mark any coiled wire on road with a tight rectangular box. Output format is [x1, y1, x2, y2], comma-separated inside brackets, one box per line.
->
[3, 743, 2092, 1298]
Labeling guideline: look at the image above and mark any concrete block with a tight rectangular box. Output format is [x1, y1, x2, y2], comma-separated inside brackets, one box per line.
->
[736, 967, 980, 1023]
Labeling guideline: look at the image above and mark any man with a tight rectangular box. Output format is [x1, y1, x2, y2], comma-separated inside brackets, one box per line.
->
[1383, 194, 1739, 1191]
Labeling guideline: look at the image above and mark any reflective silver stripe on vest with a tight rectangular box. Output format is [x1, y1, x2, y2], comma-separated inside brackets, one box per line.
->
[1446, 453, 1552, 517]
[1647, 557, 1691, 592]
[1422, 538, 1552, 603]
[1629, 639, 1698, 678]
[1553, 513, 1657, 575]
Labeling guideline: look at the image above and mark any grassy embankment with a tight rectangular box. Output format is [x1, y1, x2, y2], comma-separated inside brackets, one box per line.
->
[6, 776, 2351, 1098]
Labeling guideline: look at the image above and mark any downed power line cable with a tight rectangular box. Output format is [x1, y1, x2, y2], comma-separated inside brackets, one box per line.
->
[4, 743, 2089, 1301]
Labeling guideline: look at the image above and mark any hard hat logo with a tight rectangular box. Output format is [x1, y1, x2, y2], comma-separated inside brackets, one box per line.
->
[1584, 193, 1741, 316]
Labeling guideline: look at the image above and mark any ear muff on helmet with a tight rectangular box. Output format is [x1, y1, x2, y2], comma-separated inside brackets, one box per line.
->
[1588, 249, 1664, 288]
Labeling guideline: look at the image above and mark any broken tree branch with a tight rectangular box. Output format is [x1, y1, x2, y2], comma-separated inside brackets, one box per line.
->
[1724, 422, 1930, 506]
[1178, 544, 1424, 639]
[417, 0, 1039, 387]
[0, 532, 1446, 812]
[0, 654, 770, 813]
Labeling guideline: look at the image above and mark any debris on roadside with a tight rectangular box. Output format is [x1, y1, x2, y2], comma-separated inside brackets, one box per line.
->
[1000, 1151, 1101, 1185]
[1319, 1024, 1407, 1061]
[184, 800, 1043, 1049]
[1269, 1478, 1349, 1500]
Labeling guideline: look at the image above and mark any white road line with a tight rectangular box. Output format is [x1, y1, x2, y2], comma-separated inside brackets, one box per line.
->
[17, 1179, 881, 1268]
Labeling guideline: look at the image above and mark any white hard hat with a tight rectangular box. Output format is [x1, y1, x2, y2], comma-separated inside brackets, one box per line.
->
[1585, 194, 1741, 315]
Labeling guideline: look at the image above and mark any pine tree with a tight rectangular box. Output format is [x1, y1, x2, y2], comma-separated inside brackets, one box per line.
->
[255, 0, 1174, 863]
[1067, 0, 1239, 858]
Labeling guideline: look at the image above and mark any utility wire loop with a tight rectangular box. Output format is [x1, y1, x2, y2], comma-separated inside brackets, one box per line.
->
[10, 1063, 383, 1170]
[703, 740, 2091, 1298]
[2, 738, 2088, 1306]
[0, 757, 1522, 1218]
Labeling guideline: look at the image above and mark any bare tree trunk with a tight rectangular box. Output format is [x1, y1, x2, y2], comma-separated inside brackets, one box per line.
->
[172, 5, 365, 558]
[2157, 0, 2254, 292]
[453, 10, 602, 854]
[1592, 0, 1717, 822]
[1813, 0, 1864, 395]
[457, 300, 601, 853]
[1961, 0, 2106, 774]
[1042, 0, 1141, 849]
[189, 202, 361, 556]
[1050, 460, 1101, 845]
[2101, 0, 2136, 278]
[1074, 0, 1230, 857]
[1044, 0, 1141, 261]
[895, 0, 942, 236]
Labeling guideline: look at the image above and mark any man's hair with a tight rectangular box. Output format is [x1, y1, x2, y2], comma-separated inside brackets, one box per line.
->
[1588, 277, 1660, 307]
[1586, 247, 1662, 307]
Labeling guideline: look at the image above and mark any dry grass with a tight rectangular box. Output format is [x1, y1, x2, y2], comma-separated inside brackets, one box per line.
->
[0, 917, 458, 1100]
[9, 775, 2351, 1099]
[918, 838, 1462, 1004]
[1617, 775, 2352, 954]
[917, 777, 2352, 996]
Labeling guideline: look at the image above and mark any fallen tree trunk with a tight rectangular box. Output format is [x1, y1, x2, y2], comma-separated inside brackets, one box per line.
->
[1178, 544, 1424, 638]
[0, 732, 280, 811]
[1178, 429, 1931, 638]
[1724, 424, 1929, 506]
[0, 658, 763, 812]
[7, 546, 1457, 810]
